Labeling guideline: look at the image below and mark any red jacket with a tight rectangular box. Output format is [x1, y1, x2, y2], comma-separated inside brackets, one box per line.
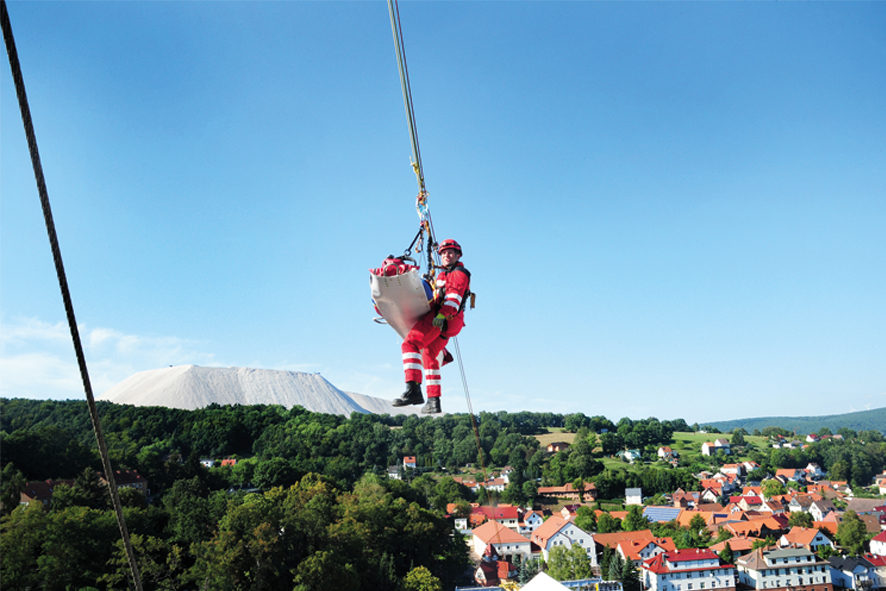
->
[434, 263, 471, 318]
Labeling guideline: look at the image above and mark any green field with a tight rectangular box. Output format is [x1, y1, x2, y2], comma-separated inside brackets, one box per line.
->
[535, 429, 768, 467]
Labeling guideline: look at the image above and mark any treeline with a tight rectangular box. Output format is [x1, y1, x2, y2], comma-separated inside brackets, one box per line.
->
[1, 469, 466, 590]
[704, 406, 886, 435]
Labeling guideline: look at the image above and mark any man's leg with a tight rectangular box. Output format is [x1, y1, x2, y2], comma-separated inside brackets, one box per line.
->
[393, 314, 439, 407]
[419, 336, 447, 414]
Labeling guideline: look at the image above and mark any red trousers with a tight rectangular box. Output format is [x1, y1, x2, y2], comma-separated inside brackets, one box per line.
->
[401, 311, 464, 398]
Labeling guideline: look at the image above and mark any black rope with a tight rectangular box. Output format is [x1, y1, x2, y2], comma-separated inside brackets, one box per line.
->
[0, 3, 143, 590]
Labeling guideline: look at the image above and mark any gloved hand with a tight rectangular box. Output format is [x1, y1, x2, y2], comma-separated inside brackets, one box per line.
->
[432, 313, 447, 329]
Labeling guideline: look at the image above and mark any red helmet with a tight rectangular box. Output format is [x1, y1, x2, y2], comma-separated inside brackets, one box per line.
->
[437, 239, 462, 255]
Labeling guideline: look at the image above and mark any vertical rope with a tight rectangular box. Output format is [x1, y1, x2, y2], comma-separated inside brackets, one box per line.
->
[0, 3, 143, 589]
[386, 0, 504, 558]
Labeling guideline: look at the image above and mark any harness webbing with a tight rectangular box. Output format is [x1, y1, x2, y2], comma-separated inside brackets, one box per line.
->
[1, 3, 144, 590]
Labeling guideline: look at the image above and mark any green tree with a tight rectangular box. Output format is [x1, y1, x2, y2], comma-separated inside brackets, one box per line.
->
[762, 479, 787, 499]
[608, 551, 625, 582]
[293, 550, 360, 591]
[837, 510, 869, 555]
[403, 566, 442, 591]
[597, 512, 621, 534]
[621, 557, 641, 591]
[569, 543, 594, 579]
[100, 534, 186, 591]
[788, 511, 814, 528]
[0, 500, 49, 590]
[36, 506, 118, 590]
[519, 555, 542, 583]
[718, 542, 735, 565]
[574, 505, 597, 533]
[0, 463, 26, 516]
[622, 505, 648, 532]
[546, 545, 572, 581]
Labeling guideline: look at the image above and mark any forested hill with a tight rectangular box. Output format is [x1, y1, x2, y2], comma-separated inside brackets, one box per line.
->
[702, 406, 886, 435]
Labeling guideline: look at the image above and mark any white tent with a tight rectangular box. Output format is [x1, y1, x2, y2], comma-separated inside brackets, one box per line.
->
[521, 572, 570, 591]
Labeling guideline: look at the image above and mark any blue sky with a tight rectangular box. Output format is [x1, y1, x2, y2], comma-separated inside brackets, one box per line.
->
[2, 1, 884, 424]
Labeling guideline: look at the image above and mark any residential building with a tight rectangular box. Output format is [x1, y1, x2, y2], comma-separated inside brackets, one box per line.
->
[474, 544, 518, 588]
[827, 555, 878, 591]
[736, 546, 833, 591]
[641, 548, 736, 591]
[20, 479, 75, 506]
[470, 520, 532, 562]
[100, 470, 150, 496]
[617, 537, 676, 567]
[403, 455, 417, 469]
[659, 446, 677, 460]
[471, 505, 520, 531]
[870, 531, 886, 557]
[536, 482, 597, 502]
[518, 509, 545, 536]
[863, 554, 886, 589]
[779, 527, 834, 552]
[530, 515, 596, 564]
[775, 468, 806, 484]
[805, 463, 825, 480]
[626, 487, 643, 506]
[809, 499, 836, 522]
[701, 439, 731, 457]
[594, 529, 656, 556]
[709, 536, 758, 560]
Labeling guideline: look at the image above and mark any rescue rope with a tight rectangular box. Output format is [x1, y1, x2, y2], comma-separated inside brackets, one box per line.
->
[0, 3, 144, 590]
[387, 0, 425, 194]
[386, 0, 506, 558]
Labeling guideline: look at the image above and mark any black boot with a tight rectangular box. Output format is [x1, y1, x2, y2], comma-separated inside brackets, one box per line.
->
[392, 381, 424, 407]
[421, 397, 442, 414]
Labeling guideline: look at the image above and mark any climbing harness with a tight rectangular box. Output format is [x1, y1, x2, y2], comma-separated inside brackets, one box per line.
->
[1, 2, 144, 590]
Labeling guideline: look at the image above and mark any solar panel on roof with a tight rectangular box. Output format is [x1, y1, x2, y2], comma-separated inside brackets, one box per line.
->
[643, 506, 682, 522]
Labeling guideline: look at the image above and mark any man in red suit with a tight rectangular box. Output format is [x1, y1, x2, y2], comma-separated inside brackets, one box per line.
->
[392, 239, 471, 414]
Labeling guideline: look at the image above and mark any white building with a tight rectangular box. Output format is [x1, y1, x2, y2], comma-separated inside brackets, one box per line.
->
[736, 546, 832, 590]
[641, 548, 736, 591]
[530, 516, 596, 565]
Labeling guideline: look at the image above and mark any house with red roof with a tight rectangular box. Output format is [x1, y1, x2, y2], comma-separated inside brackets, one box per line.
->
[701, 438, 731, 456]
[736, 546, 833, 591]
[616, 537, 676, 566]
[775, 468, 806, 484]
[20, 479, 75, 506]
[99, 470, 149, 496]
[474, 544, 518, 587]
[779, 526, 835, 552]
[738, 495, 764, 512]
[864, 553, 886, 589]
[472, 505, 520, 531]
[709, 535, 759, 559]
[641, 548, 737, 591]
[470, 520, 533, 562]
[871, 531, 886, 557]
[594, 529, 655, 555]
[536, 481, 597, 501]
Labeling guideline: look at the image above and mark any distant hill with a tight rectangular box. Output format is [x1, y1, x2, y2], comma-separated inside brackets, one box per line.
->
[702, 406, 886, 435]
[98, 365, 422, 416]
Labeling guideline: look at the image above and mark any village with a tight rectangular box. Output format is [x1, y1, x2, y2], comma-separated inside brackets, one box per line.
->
[427, 435, 886, 590]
